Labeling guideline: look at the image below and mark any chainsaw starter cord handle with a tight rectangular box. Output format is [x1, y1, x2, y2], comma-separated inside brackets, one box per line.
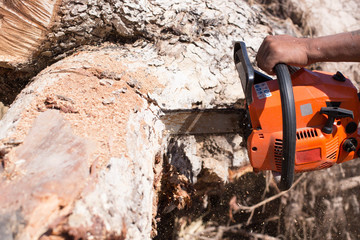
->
[274, 64, 296, 191]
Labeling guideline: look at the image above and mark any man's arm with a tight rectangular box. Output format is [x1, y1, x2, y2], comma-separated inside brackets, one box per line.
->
[256, 30, 360, 75]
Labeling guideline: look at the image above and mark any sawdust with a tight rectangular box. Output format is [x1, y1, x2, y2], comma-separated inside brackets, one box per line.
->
[8, 47, 162, 168]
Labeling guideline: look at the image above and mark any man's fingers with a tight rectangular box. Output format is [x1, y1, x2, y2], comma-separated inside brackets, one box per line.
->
[256, 36, 278, 75]
[257, 50, 276, 75]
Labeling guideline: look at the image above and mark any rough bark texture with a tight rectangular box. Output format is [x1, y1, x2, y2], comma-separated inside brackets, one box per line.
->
[1, 0, 272, 105]
[0, 0, 360, 239]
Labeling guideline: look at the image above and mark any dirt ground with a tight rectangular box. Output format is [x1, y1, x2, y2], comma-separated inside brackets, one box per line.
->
[155, 156, 360, 239]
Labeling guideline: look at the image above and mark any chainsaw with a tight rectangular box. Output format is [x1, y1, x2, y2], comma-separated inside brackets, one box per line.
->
[234, 41, 360, 190]
[161, 41, 360, 191]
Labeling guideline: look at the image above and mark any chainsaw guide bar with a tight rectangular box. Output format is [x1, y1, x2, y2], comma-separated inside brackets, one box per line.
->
[160, 109, 245, 135]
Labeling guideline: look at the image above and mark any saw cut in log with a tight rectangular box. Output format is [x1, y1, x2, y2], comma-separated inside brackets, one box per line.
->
[0, 0, 59, 68]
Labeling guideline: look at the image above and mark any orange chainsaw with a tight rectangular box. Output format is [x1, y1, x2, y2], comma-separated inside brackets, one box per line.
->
[234, 41, 360, 190]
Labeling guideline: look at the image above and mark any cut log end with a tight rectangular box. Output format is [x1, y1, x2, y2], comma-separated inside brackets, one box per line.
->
[0, 0, 60, 68]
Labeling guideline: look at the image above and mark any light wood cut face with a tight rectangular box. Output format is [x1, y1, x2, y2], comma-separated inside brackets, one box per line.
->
[0, 0, 59, 67]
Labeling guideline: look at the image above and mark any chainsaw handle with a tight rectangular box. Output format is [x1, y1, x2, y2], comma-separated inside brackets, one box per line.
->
[274, 64, 296, 191]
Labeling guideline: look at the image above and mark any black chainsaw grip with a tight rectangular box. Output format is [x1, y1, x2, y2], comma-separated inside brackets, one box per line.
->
[274, 64, 296, 191]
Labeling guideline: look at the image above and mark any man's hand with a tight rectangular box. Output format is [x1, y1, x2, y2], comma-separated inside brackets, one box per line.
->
[256, 35, 310, 75]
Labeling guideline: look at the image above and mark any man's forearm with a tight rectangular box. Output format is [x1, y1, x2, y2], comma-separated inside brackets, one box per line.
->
[256, 30, 360, 75]
[307, 30, 360, 64]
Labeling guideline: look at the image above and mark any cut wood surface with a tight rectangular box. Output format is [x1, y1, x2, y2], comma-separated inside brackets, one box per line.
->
[0, 0, 59, 68]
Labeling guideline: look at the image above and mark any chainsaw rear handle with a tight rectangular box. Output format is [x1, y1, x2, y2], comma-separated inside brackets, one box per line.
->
[274, 64, 296, 191]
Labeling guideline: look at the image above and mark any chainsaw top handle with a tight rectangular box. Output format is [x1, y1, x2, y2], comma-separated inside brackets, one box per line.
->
[234, 41, 296, 191]
[274, 64, 296, 191]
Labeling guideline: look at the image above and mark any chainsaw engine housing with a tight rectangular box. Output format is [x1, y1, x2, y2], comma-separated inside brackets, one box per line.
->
[248, 68, 360, 173]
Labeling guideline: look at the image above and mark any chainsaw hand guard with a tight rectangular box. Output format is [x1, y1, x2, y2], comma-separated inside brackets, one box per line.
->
[234, 41, 255, 105]
[274, 64, 296, 190]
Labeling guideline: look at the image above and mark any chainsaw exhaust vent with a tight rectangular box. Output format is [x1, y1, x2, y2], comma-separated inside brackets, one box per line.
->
[274, 139, 283, 171]
[296, 128, 318, 140]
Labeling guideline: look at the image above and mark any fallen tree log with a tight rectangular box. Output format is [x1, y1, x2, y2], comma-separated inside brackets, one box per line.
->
[0, 44, 169, 239]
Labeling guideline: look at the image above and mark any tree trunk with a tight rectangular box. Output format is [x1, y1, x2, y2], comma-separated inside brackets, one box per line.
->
[0, 44, 169, 239]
